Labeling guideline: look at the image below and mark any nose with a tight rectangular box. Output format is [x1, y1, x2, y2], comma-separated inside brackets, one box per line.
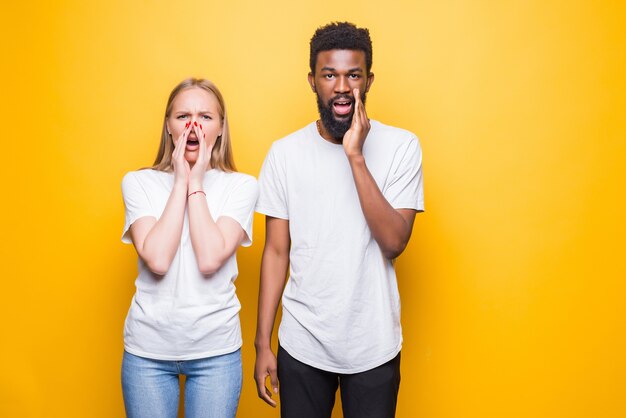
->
[334, 76, 350, 94]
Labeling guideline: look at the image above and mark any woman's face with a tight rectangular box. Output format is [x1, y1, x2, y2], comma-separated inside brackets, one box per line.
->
[167, 87, 222, 164]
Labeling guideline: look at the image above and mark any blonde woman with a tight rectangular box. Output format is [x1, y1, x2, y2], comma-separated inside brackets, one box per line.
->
[120, 78, 258, 418]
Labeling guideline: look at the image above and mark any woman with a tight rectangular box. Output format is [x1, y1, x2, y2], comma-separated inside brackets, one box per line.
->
[120, 78, 258, 418]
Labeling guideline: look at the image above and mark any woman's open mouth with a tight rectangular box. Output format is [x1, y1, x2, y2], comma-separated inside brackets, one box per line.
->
[186, 137, 199, 150]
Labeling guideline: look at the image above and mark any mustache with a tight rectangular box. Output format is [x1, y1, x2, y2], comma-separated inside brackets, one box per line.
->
[327, 94, 352, 106]
[326, 92, 366, 107]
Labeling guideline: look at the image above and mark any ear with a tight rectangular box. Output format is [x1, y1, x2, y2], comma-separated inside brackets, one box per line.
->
[365, 73, 375, 93]
[166, 124, 171, 135]
[308, 72, 316, 93]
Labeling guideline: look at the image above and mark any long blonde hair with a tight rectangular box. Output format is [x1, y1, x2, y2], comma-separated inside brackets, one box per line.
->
[151, 78, 237, 172]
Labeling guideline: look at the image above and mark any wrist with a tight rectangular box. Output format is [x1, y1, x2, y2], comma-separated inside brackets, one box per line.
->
[347, 153, 365, 165]
[188, 180, 203, 191]
[173, 179, 188, 191]
[254, 338, 272, 351]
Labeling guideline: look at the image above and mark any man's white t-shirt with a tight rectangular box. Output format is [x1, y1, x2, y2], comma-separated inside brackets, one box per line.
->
[121, 169, 258, 360]
[256, 120, 424, 373]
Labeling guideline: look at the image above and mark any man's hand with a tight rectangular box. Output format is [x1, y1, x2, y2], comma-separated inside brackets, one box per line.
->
[342, 88, 371, 159]
[254, 347, 279, 407]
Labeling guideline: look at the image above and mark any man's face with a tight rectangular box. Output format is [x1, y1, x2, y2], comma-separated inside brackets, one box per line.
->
[308, 49, 374, 140]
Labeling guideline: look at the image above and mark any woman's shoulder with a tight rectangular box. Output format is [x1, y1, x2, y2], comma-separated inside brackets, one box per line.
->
[214, 170, 258, 195]
[215, 170, 257, 184]
[122, 168, 171, 189]
[124, 168, 169, 180]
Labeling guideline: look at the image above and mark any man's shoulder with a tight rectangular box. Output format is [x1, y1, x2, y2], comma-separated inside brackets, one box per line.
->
[269, 123, 315, 153]
[370, 120, 418, 144]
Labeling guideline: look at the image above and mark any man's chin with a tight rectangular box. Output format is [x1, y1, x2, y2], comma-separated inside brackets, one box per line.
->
[332, 113, 352, 122]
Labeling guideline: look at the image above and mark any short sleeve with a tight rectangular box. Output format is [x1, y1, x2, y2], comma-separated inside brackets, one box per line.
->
[121, 172, 158, 244]
[384, 137, 425, 211]
[219, 176, 259, 247]
[256, 144, 289, 219]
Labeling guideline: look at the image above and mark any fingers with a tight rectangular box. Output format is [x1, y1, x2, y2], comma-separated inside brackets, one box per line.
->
[194, 122, 205, 162]
[352, 88, 370, 131]
[351, 88, 361, 128]
[356, 88, 370, 129]
[269, 367, 279, 395]
[173, 121, 193, 159]
[255, 372, 277, 407]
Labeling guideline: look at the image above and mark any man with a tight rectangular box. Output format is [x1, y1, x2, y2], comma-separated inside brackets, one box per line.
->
[254, 22, 424, 418]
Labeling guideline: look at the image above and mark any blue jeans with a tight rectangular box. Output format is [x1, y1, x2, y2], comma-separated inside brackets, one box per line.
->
[121, 349, 242, 418]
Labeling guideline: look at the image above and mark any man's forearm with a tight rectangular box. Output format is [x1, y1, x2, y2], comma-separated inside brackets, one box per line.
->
[255, 248, 290, 350]
[348, 155, 413, 259]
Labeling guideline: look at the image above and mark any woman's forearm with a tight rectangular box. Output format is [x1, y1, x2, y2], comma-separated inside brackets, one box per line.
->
[138, 180, 188, 274]
[187, 181, 241, 275]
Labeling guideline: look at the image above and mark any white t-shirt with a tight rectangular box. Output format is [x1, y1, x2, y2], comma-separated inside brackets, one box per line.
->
[256, 120, 424, 373]
[121, 168, 258, 360]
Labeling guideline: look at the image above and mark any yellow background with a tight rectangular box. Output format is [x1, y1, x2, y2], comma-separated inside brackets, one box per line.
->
[1, 1, 625, 417]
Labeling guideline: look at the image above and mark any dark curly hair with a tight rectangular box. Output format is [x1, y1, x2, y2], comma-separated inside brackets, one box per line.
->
[309, 22, 373, 75]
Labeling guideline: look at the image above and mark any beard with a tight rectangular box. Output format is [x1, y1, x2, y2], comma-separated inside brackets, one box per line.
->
[316, 91, 367, 141]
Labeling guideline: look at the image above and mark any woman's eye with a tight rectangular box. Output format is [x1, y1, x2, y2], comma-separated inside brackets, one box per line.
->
[176, 115, 188, 119]
[202, 115, 212, 120]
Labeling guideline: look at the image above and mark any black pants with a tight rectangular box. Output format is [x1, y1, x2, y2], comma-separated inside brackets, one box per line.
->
[277, 346, 401, 418]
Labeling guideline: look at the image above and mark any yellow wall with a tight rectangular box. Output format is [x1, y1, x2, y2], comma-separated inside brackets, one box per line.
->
[1, 1, 625, 417]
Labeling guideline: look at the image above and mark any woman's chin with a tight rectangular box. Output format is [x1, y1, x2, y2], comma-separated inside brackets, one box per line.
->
[184, 151, 198, 163]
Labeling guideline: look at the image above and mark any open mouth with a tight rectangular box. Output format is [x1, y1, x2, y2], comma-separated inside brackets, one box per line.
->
[332, 98, 353, 116]
[186, 137, 199, 150]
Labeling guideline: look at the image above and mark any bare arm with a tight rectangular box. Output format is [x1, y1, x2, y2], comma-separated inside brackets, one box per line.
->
[129, 183, 187, 275]
[254, 216, 290, 407]
[348, 157, 416, 259]
[343, 89, 417, 259]
[187, 196, 245, 275]
[129, 123, 193, 274]
[186, 124, 246, 275]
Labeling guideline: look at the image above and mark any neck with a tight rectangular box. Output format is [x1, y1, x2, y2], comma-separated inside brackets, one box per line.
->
[316, 120, 342, 144]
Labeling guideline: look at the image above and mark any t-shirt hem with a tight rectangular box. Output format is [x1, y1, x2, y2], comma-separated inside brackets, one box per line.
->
[279, 341, 402, 374]
[391, 202, 425, 212]
[255, 206, 288, 220]
[121, 213, 158, 243]
[218, 212, 253, 247]
[123, 342, 242, 361]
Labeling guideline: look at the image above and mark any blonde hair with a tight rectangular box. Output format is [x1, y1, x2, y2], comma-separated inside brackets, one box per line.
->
[151, 78, 237, 172]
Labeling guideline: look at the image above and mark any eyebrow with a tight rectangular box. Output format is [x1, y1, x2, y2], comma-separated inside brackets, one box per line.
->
[174, 110, 215, 114]
[320, 67, 364, 73]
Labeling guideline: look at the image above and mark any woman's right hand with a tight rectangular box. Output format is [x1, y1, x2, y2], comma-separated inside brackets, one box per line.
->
[171, 121, 193, 186]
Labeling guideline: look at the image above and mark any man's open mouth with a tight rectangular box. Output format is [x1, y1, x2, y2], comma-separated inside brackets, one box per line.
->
[333, 98, 353, 116]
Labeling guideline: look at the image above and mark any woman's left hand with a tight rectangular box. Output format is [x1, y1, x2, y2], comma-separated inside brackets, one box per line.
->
[189, 123, 214, 188]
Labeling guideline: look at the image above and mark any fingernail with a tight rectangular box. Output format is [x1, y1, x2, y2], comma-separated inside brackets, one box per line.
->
[194, 121, 197, 126]
[200, 124, 203, 130]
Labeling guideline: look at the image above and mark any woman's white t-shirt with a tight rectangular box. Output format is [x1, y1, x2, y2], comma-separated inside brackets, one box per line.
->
[121, 169, 258, 360]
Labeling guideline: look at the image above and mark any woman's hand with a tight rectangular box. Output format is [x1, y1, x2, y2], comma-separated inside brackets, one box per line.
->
[172, 121, 193, 186]
[189, 122, 213, 190]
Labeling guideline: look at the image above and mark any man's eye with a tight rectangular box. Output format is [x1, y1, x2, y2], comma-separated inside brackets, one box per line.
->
[324, 74, 335, 79]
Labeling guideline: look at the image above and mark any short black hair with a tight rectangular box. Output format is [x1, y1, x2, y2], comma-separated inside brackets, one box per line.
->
[309, 22, 373, 75]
